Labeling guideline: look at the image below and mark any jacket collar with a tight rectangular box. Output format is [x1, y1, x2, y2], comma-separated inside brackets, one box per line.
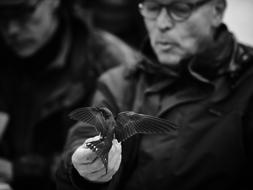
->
[134, 25, 253, 116]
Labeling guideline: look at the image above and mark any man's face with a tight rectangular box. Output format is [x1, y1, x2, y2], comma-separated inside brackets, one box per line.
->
[0, 0, 59, 57]
[142, 0, 224, 66]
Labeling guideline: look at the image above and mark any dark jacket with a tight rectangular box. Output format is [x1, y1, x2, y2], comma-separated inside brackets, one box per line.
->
[0, 12, 137, 190]
[56, 26, 253, 190]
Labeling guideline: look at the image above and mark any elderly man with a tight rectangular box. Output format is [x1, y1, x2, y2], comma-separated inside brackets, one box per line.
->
[56, 0, 253, 189]
[0, 0, 136, 190]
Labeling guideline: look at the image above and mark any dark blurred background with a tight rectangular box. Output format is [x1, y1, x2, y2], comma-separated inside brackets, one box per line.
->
[77, 0, 147, 49]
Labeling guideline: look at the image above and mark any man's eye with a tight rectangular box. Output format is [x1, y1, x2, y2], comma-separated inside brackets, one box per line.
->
[145, 3, 160, 12]
[148, 6, 160, 12]
[171, 3, 192, 16]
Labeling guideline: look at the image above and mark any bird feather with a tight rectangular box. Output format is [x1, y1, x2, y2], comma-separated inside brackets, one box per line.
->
[115, 111, 178, 142]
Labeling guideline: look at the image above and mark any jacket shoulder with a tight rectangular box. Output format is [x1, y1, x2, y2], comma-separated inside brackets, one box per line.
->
[95, 58, 142, 111]
[229, 43, 253, 99]
[236, 43, 253, 68]
[71, 16, 140, 72]
[99, 62, 137, 92]
[230, 43, 253, 82]
[94, 30, 142, 69]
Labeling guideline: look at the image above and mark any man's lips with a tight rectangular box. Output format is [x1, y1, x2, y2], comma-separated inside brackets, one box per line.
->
[156, 41, 176, 51]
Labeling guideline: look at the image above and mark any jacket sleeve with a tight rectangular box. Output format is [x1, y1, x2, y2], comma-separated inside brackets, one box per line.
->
[55, 120, 111, 190]
[55, 80, 120, 190]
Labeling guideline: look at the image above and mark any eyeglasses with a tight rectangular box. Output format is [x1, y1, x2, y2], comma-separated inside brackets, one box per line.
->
[139, 0, 213, 21]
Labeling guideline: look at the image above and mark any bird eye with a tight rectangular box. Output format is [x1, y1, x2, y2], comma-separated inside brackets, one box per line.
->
[100, 110, 108, 118]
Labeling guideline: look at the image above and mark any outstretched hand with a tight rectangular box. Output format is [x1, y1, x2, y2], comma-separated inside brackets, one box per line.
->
[72, 136, 122, 182]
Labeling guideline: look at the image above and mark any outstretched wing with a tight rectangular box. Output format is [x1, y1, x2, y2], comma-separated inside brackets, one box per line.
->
[68, 107, 105, 134]
[115, 111, 178, 142]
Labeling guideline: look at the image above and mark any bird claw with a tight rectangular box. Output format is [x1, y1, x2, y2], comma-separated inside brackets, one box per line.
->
[86, 139, 103, 152]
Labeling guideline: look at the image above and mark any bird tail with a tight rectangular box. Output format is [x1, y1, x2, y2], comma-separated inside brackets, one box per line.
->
[86, 139, 112, 173]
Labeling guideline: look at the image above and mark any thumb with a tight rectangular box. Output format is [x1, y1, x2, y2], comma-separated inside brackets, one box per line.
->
[72, 145, 97, 164]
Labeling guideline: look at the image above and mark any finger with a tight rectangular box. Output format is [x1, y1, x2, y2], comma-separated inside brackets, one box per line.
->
[75, 159, 103, 172]
[97, 159, 121, 182]
[113, 141, 122, 171]
[85, 135, 101, 144]
[89, 146, 120, 182]
[96, 166, 115, 182]
[113, 153, 122, 172]
[107, 152, 121, 177]
[112, 139, 122, 154]
[86, 158, 104, 171]
[97, 172, 113, 182]
[72, 146, 97, 164]
[108, 139, 121, 159]
[77, 160, 105, 180]
[108, 140, 121, 169]
[108, 148, 119, 170]
[80, 138, 121, 182]
[84, 168, 106, 181]
[80, 164, 105, 176]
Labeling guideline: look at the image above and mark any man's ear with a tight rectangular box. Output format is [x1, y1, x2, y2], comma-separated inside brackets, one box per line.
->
[211, 0, 226, 27]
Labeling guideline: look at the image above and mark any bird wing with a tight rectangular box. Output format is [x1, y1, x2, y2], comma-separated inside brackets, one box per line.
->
[68, 107, 105, 134]
[115, 111, 178, 142]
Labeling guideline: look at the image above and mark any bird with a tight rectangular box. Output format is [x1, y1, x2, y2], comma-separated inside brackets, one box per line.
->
[69, 106, 178, 173]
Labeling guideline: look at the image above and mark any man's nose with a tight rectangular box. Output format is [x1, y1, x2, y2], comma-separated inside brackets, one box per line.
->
[156, 8, 174, 31]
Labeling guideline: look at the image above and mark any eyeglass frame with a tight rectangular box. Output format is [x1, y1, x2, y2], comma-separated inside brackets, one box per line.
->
[138, 0, 213, 22]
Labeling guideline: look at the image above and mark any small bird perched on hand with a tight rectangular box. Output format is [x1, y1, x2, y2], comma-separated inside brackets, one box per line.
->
[69, 106, 177, 173]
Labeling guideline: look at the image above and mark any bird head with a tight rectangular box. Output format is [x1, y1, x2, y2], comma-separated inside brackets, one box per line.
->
[99, 107, 113, 119]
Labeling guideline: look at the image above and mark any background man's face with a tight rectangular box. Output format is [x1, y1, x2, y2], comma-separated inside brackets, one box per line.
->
[0, 0, 59, 57]
[143, 0, 224, 66]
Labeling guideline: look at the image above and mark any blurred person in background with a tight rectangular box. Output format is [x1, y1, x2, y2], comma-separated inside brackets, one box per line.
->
[0, 0, 137, 190]
[87, 0, 146, 48]
[0, 183, 12, 190]
[56, 0, 253, 189]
